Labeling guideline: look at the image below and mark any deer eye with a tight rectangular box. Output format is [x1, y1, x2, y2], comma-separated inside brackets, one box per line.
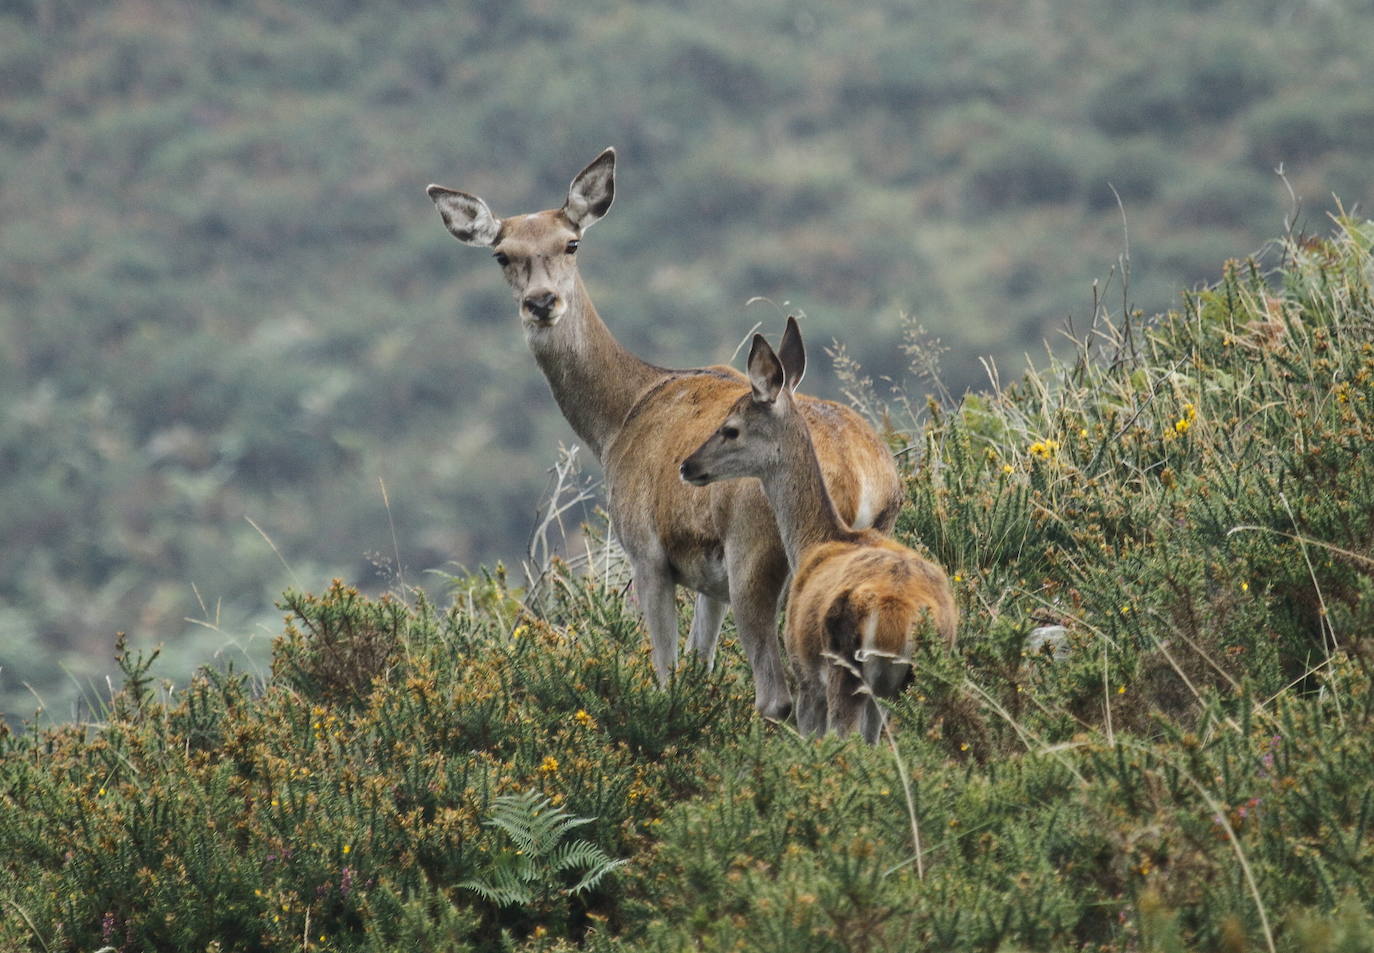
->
[565, 240, 580, 255]
[721, 426, 740, 441]
[493, 251, 510, 267]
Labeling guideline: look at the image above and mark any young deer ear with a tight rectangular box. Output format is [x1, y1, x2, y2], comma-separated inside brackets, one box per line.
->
[823, 591, 858, 658]
[778, 315, 807, 393]
[427, 185, 501, 246]
[564, 148, 616, 229]
[747, 334, 785, 405]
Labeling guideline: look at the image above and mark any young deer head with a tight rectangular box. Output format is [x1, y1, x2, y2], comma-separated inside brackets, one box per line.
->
[680, 316, 808, 489]
[427, 148, 615, 329]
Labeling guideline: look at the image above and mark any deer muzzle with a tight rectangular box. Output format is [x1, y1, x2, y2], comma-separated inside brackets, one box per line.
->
[522, 291, 560, 324]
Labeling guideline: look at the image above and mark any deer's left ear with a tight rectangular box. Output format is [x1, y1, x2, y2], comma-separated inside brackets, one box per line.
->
[778, 315, 806, 393]
[747, 334, 785, 405]
[565, 148, 615, 229]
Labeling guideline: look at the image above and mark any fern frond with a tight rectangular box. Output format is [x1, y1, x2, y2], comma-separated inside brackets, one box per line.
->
[465, 790, 625, 907]
[566, 856, 628, 897]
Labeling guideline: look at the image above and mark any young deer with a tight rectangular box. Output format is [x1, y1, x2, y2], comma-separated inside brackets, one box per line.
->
[680, 318, 957, 741]
[427, 150, 901, 721]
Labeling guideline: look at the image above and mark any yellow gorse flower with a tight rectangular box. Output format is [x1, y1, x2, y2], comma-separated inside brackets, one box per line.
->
[1173, 402, 1197, 434]
[538, 755, 559, 774]
[1028, 438, 1060, 459]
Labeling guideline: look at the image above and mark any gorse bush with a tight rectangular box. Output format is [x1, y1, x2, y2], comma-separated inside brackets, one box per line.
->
[3, 226, 1374, 951]
[903, 220, 1374, 734]
[0, 575, 754, 951]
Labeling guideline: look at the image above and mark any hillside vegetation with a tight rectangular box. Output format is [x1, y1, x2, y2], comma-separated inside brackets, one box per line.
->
[2, 223, 1371, 951]
[5, 0, 1374, 716]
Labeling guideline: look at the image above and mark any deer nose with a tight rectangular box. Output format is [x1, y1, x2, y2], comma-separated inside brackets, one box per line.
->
[524, 292, 557, 319]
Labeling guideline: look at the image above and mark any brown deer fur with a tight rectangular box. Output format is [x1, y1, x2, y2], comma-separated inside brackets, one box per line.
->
[428, 150, 901, 720]
[681, 318, 956, 741]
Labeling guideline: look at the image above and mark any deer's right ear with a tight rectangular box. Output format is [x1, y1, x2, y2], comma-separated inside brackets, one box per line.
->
[564, 148, 615, 229]
[427, 185, 501, 246]
[747, 334, 785, 405]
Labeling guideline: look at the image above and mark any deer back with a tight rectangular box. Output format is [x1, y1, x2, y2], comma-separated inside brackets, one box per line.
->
[604, 369, 902, 600]
[786, 532, 957, 670]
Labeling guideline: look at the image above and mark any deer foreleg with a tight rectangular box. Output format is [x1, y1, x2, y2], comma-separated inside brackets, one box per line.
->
[633, 567, 680, 686]
[686, 593, 728, 670]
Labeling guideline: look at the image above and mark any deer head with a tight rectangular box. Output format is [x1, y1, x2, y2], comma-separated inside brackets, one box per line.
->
[427, 148, 615, 329]
[680, 316, 808, 487]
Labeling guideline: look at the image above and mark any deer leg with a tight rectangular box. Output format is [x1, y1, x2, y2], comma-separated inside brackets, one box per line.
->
[826, 664, 867, 738]
[860, 659, 910, 743]
[632, 566, 680, 686]
[727, 548, 792, 722]
[860, 697, 887, 744]
[686, 593, 728, 670]
[792, 661, 827, 736]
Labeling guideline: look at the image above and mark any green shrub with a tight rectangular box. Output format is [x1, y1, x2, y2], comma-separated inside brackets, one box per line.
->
[1246, 96, 1341, 168]
[1086, 142, 1176, 211]
[1089, 31, 1273, 136]
[1089, 65, 1191, 136]
[1163, 168, 1276, 230]
[965, 126, 1082, 209]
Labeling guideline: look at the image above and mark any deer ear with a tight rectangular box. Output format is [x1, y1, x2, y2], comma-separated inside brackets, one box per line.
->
[778, 315, 806, 393]
[823, 591, 858, 658]
[427, 185, 501, 246]
[747, 334, 785, 404]
[565, 148, 615, 229]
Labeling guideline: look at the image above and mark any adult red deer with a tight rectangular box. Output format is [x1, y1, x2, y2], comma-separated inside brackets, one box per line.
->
[427, 150, 901, 721]
[681, 318, 956, 741]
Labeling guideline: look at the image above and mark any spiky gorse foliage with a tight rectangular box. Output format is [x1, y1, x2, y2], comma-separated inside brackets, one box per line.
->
[901, 219, 1374, 743]
[0, 576, 753, 951]
[2, 224, 1373, 952]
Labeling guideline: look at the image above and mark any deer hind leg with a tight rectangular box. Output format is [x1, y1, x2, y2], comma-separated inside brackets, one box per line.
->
[791, 659, 827, 736]
[632, 564, 680, 687]
[686, 593, 728, 670]
[726, 547, 792, 722]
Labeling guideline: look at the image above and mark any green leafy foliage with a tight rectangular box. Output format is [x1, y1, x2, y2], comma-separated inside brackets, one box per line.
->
[0, 567, 752, 951]
[460, 790, 626, 913]
[2, 224, 1373, 951]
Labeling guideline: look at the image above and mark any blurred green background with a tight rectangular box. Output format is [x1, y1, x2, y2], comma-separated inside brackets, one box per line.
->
[2, 0, 1372, 719]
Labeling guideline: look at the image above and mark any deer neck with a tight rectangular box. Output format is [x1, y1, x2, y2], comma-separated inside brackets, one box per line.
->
[526, 273, 663, 460]
[758, 415, 855, 570]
